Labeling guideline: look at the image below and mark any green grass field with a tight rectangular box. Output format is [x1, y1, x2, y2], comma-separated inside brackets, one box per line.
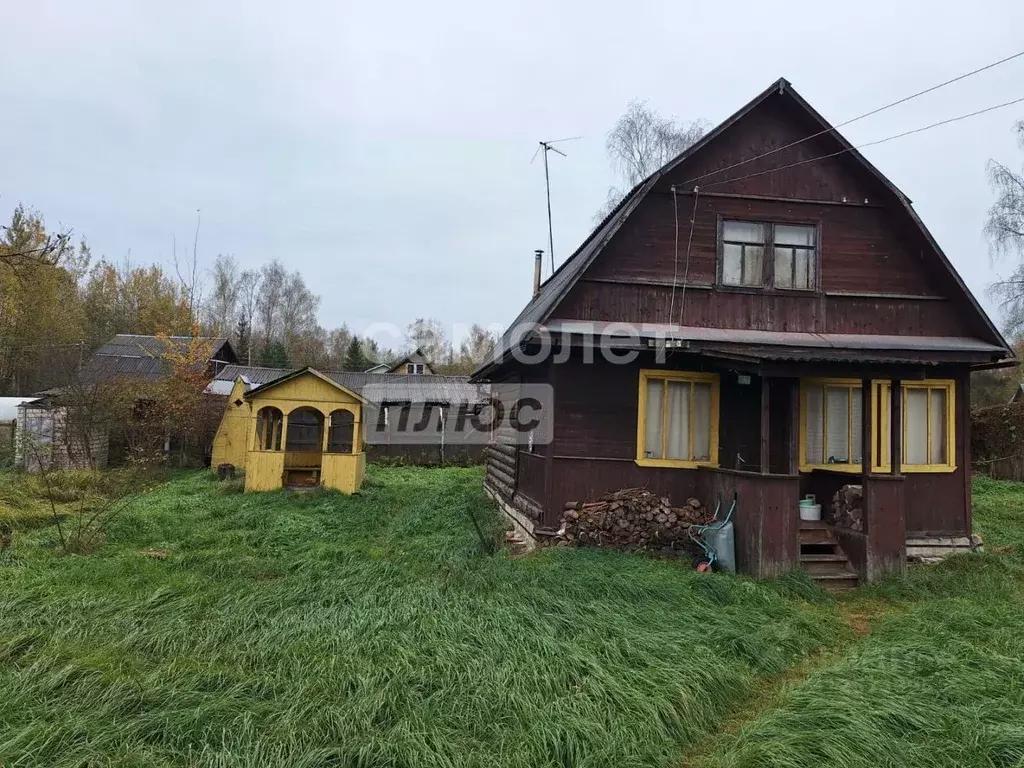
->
[1, 468, 1022, 767]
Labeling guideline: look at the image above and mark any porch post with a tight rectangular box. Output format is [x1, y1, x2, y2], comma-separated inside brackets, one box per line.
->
[861, 378, 873, 477]
[760, 377, 770, 474]
[788, 379, 800, 474]
[890, 379, 902, 476]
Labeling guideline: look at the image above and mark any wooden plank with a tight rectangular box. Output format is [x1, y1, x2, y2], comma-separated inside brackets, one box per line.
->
[760, 377, 770, 474]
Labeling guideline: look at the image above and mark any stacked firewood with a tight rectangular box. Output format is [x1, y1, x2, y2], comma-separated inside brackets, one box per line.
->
[557, 488, 712, 552]
[828, 484, 864, 531]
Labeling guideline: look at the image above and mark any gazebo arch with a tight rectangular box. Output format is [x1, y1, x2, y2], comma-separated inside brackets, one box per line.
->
[327, 408, 356, 453]
[255, 406, 284, 451]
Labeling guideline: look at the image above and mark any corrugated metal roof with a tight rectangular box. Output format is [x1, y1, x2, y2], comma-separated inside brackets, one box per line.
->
[544, 321, 1007, 355]
[213, 365, 485, 404]
[81, 334, 235, 383]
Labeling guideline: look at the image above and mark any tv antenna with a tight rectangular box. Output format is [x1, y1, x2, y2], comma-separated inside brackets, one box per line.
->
[532, 136, 580, 274]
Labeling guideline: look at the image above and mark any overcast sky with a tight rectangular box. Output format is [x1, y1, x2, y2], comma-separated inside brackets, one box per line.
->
[2, 1, 1023, 344]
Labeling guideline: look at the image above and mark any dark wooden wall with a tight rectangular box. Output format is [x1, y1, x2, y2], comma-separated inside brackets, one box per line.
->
[547, 92, 992, 342]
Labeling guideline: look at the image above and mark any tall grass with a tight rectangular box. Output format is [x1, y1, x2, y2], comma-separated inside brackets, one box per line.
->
[0, 466, 840, 767]
[696, 474, 1024, 768]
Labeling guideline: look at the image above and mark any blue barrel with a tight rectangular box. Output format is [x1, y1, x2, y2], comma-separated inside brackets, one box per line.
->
[705, 521, 736, 573]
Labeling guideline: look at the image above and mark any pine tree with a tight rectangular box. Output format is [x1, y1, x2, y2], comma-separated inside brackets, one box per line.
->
[235, 316, 250, 365]
[343, 338, 370, 371]
[261, 341, 291, 368]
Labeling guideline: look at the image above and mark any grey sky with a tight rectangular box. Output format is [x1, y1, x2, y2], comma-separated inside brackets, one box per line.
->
[3, 1, 1024, 344]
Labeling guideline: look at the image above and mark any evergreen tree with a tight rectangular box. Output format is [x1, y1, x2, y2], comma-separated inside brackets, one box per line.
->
[343, 338, 371, 371]
[261, 341, 291, 368]
[235, 316, 250, 365]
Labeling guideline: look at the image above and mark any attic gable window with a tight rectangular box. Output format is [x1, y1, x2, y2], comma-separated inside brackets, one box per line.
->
[407, 363, 424, 375]
[720, 220, 818, 291]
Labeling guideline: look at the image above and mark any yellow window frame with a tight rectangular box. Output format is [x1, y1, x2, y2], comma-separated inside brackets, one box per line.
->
[873, 379, 956, 473]
[798, 378, 865, 473]
[635, 369, 720, 469]
[799, 378, 956, 474]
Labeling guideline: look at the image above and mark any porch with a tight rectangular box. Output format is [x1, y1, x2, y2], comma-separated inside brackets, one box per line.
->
[701, 372, 910, 586]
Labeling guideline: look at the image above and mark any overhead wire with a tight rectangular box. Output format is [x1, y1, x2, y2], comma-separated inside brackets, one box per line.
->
[698, 95, 1024, 191]
[680, 48, 1024, 188]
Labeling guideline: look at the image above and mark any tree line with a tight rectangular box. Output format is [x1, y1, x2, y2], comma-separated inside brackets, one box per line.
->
[0, 205, 497, 396]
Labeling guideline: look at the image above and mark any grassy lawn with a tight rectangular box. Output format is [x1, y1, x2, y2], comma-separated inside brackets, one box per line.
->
[1, 468, 1022, 767]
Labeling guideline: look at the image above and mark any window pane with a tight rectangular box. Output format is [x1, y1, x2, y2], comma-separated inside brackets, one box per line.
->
[825, 387, 850, 463]
[666, 381, 690, 459]
[775, 247, 794, 288]
[644, 379, 663, 458]
[905, 389, 928, 464]
[929, 388, 948, 464]
[794, 249, 812, 289]
[742, 246, 763, 285]
[723, 221, 764, 243]
[805, 384, 824, 464]
[722, 244, 743, 285]
[693, 383, 712, 460]
[851, 389, 863, 464]
[775, 224, 816, 247]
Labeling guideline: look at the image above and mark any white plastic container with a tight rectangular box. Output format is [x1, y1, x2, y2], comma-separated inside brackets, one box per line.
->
[799, 503, 822, 522]
[799, 495, 822, 522]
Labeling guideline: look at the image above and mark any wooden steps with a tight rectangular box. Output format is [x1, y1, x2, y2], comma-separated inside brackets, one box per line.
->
[798, 521, 859, 591]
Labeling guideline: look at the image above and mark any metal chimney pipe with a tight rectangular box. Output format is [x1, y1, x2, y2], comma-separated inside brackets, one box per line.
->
[533, 250, 543, 297]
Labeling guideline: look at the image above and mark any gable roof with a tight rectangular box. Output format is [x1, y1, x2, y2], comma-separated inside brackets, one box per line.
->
[214, 364, 484, 404]
[245, 367, 367, 403]
[473, 77, 1013, 379]
[83, 334, 236, 383]
[388, 347, 436, 374]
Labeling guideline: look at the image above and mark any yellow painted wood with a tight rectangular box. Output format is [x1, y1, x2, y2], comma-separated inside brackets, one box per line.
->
[635, 369, 720, 469]
[214, 368, 367, 494]
[798, 377, 955, 474]
[210, 378, 251, 470]
[245, 451, 285, 491]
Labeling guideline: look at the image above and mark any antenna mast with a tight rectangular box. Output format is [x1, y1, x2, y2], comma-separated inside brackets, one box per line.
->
[533, 136, 580, 275]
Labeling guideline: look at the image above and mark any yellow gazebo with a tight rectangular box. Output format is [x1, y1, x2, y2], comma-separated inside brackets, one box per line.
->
[210, 368, 366, 493]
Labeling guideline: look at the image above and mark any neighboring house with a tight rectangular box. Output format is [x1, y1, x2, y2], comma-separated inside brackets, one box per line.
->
[212, 368, 367, 493]
[389, 348, 435, 375]
[472, 78, 1015, 586]
[16, 334, 238, 471]
[364, 363, 390, 374]
[210, 365, 486, 466]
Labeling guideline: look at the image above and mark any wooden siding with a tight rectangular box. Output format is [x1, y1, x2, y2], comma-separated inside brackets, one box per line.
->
[697, 466, 800, 578]
[516, 450, 546, 507]
[556, 282, 965, 336]
[547, 92, 990, 341]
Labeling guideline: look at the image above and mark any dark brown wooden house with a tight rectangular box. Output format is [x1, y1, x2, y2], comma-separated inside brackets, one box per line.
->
[473, 79, 1015, 586]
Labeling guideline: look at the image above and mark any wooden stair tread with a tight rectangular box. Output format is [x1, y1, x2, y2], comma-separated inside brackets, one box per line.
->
[800, 553, 848, 562]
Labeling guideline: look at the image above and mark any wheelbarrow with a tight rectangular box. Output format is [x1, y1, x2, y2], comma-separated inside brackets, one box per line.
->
[688, 491, 737, 573]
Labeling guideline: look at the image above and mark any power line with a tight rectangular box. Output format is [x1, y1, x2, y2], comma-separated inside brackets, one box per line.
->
[699, 95, 1024, 191]
[682, 48, 1024, 188]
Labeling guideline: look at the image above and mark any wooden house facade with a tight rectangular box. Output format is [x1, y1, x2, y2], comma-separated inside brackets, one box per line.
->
[473, 79, 1014, 586]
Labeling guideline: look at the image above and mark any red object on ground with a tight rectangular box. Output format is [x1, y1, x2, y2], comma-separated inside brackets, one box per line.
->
[696, 561, 712, 573]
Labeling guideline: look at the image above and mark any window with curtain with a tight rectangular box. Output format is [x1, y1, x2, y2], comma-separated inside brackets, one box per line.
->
[721, 221, 765, 287]
[802, 381, 863, 468]
[773, 224, 817, 290]
[803, 379, 955, 473]
[638, 371, 719, 467]
[721, 220, 818, 290]
[874, 380, 954, 471]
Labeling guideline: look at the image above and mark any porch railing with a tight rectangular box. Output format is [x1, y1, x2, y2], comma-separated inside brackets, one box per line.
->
[696, 466, 801, 579]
